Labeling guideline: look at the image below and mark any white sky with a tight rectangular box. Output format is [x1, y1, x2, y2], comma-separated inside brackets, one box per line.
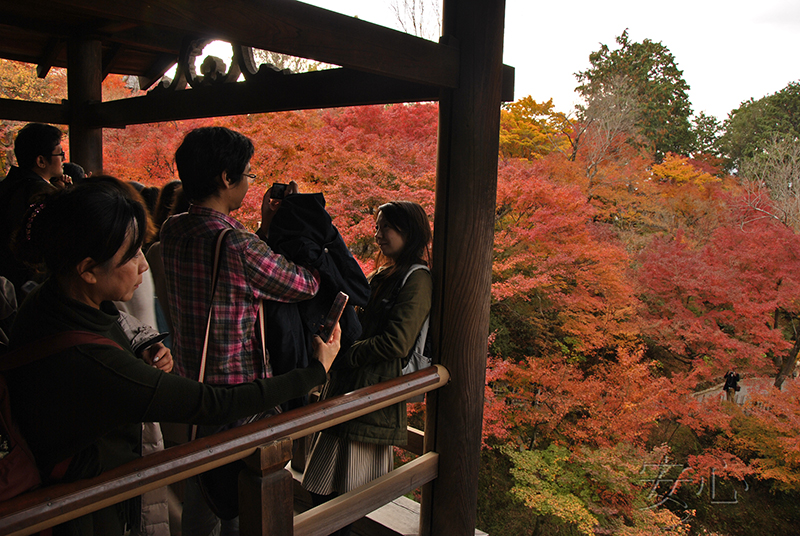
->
[298, 0, 800, 121]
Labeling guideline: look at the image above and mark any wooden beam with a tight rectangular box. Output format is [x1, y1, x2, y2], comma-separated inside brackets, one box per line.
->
[421, 0, 506, 535]
[41, 0, 459, 87]
[502, 64, 515, 102]
[101, 42, 124, 79]
[239, 439, 295, 536]
[67, 38, 103, 174]
[294, 452, 439, 536]
[138, 53, 179, 91]
[36, 37, 62, 79]
[86, 68, 442, 127]
[92, 24, 185, 56]
[405, 426, 425, 457]
[0, 98, 68, 124]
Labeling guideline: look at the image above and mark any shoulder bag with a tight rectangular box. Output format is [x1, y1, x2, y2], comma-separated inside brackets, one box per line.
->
[193, 228, 272, 521]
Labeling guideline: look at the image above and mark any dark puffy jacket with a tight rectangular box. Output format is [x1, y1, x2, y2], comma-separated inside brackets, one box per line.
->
[265, 193, 370, 406]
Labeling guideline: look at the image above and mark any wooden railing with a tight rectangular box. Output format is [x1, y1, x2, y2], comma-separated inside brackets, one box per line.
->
[0, 365, 450, 536]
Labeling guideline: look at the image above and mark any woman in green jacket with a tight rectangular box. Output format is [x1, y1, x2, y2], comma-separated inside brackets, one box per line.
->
[302, 201, 433, 535]
[6, 181, 341, 535]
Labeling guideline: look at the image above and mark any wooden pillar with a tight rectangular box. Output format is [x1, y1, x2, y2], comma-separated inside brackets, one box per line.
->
[239, 438, 294, 536]
[67, 38, 103, 174]
[420, 0, 506, 535]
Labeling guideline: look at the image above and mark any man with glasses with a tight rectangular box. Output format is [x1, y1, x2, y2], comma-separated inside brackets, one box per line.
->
[0, 122, 64, 297]
[160, 126, 319, 536]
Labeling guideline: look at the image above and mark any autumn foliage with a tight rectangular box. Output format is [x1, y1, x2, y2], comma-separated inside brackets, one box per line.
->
[4, 62, 800, 535]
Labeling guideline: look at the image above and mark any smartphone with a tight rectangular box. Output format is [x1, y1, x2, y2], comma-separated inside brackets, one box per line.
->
[318, 291, 348, 342]
[271, 182, 288, 199]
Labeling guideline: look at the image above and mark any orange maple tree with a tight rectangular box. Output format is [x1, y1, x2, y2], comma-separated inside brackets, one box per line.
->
[10, 66, 790, 531]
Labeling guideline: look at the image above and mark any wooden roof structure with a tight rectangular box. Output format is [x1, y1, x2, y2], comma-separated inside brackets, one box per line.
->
[0, 1, 512, 534]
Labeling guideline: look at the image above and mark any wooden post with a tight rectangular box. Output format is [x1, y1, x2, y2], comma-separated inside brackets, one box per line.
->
[239, 438, 294, 536]
[420, 0, 507, 535]
[67, 38, 103, 174]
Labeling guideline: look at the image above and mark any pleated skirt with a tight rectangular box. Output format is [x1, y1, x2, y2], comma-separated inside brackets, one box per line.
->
[301, 432, 393, 495]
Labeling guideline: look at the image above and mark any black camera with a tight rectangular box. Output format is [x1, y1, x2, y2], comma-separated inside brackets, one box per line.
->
[270, 182, 288, 199]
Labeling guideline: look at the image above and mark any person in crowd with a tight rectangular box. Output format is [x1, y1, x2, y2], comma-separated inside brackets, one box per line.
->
[84, 176, 161, 330]
[723, 369, 740, 403]
[62, 161, 88, 186]
[0, 275, 16, 347]
[5, 181, 340, 536]
[77, 176, 172, 535]
[146, 181, 187, 342]
[160, 127, 320, 535]
[139, 185, 160, 218]
[0, 122, 63, 297]
[301, 201, 433, 536]
[152, 180, 184, 234]
[49, 172, 72, 189]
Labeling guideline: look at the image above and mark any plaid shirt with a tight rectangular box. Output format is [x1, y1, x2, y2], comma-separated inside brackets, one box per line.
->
[160, 205, 319, 385]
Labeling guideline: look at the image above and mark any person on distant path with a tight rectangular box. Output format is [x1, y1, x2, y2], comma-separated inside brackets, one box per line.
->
[723, 370, 740, 403]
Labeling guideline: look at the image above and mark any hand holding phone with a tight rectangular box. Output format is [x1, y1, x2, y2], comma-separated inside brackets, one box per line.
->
[313, 323, 341, 372]
[318, 291, 348, 342]
[270, 182, 288, 199]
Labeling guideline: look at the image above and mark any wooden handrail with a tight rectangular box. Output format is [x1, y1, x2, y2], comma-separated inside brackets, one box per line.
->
[0, 365, 449, 536]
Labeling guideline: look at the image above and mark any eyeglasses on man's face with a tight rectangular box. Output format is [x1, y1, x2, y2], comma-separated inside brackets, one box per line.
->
[242, 173, 256, 180]
[51, 150, 66, 159]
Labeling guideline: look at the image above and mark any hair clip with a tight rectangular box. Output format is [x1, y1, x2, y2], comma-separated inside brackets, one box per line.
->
[25, 202, 45, 241]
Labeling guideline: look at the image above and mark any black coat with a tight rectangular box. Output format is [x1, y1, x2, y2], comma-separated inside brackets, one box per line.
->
[0, 166, 53, 295]
[264, 193, 369, 401]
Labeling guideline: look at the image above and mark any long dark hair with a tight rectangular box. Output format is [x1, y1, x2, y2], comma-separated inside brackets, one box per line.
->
[369, 201, 432, 298]
[84, 175, 158, 247]
[153, 180, 183, 232]
[16, 181, 146, 278]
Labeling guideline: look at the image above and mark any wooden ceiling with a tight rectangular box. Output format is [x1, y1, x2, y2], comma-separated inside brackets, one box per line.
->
[0, 0, 513, 126]
[0, 0, 463, 87]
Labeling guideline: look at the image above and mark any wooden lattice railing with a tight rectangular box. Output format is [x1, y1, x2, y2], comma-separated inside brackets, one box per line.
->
[0, 365, 450, 536]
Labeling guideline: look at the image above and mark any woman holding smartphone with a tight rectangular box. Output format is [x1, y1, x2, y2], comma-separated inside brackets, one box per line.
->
[302, 201, 433, 536]
[7, 182, 340, 535]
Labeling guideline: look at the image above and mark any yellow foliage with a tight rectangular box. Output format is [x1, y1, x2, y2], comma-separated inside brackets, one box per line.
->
[651, 153, 721, 187]
[500, 96, 572, 160]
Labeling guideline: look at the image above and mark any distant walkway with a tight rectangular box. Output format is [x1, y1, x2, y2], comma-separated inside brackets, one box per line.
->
[694, 377, 781, 404]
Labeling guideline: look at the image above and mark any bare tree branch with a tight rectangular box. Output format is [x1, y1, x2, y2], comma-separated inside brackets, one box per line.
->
[389, 0, 441, 40]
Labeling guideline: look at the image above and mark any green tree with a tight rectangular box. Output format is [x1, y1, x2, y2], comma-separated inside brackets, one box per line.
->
[504, 444, 690, 536]
[575, 30, 695, 160]
[720, 81, 800, 173]
[691, 111, 723, 157]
